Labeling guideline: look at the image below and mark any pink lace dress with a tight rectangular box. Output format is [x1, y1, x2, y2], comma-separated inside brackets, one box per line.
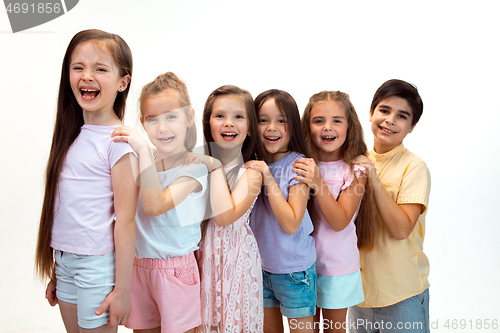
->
[198, 166, 264, 333]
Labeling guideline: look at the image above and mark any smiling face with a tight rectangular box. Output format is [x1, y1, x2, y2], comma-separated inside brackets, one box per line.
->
[370, 96, 415, 154]
[310, 100, 348, 161]
[69, 41, 130, 123]
[209, 95, 249, 150]
[141, 91, 193, 158]
[258, 98, 290, 162]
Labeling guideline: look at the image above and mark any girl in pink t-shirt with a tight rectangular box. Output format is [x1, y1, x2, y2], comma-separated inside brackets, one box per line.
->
[35, 29, 138, 332]
[293, 91, 378, 333]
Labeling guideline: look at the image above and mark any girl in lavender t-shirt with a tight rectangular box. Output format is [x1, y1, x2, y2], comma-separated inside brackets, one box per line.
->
[246, 89, 316, 332]
[293, 91, 379, 332]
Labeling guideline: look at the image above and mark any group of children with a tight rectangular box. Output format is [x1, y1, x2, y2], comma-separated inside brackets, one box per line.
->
[35, 29, 431, 333]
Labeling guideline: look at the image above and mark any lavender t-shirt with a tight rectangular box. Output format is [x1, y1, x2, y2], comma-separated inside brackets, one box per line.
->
[51, 125, 135, 255]
[250, 152, 316, 274]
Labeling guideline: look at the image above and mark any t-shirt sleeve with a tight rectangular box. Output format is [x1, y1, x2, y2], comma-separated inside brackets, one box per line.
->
[397, 160, 431, 213]
[109, 141, 137, 168]
[288, 153, 303, 188]
[341, 165, 367, 191]
[176, 163, 208, 192]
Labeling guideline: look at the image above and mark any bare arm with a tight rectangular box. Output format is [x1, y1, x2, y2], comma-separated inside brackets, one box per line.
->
[111, 125, 202, 217]
[354, 155, 423, 240]
[293, 158, 366, 232]
[245, 160, 308, 235]
[95, 153, 139, 327]
[184, 154, 263, 226]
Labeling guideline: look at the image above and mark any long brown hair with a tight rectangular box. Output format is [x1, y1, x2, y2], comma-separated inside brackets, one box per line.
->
[35, 29, 133, 281]
[254, 89, 309, 161]
[302, 91, 378, 251]
[200, 85, 265, 242]
[139, 72, 196, 151]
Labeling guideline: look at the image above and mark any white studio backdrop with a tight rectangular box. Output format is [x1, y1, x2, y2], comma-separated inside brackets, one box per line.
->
[1, 1, 499, 332]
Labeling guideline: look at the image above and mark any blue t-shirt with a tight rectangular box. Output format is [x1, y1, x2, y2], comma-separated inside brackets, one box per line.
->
[249, 152, 316, 273]
[135, 163, 208, 259]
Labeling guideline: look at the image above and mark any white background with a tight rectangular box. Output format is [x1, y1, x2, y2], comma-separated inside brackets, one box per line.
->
[1, 1, 499, 332]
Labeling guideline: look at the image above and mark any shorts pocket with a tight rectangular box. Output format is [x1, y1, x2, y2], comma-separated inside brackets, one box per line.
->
[288, 270, 310, 286]
[173, 264, 200, 287]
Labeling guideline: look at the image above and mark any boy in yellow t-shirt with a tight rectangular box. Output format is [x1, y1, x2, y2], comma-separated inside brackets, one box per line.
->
[352, 79, 431, 333]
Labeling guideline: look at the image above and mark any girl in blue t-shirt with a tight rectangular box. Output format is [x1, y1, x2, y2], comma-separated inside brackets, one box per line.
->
[245, 89, 316, 332]
[112, 72, 207, 333]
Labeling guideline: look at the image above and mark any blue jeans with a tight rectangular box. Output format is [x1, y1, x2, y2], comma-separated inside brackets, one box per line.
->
[348, 289, 430, 333]
[262, 263, 317, 318]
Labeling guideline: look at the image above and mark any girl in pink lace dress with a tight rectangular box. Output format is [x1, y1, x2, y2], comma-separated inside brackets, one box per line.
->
[197, 85, 266, 333]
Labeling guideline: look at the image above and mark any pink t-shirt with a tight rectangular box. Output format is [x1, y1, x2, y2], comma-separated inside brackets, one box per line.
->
[312, 160, 365, 276]
[51, 125, 135, 255]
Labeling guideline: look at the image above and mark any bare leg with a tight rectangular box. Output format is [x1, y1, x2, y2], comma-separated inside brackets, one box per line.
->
[322, 308, 347, 333]
[313, 308, 322, 333]
[264, 307, 284, 333]
[133, 328, 161, 333]
[288, 316, 315, 333]
[58, 300, 80, 333]
[80, 324, 117, 333]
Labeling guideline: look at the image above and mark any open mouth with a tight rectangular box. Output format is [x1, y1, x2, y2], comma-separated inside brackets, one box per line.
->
[264, 136, 280, 144]
[80, 88, 100, 100]
[158, 136, 174, 143]
[379, 126, 395, 134]
[321, 136, 336, 143]
[221, 132, 237, 141]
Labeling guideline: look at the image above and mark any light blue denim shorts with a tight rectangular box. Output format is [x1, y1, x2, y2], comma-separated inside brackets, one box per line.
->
[262, 263, 317, 318]
[54, 250, 115, 329]
[348, 288, 430, 333]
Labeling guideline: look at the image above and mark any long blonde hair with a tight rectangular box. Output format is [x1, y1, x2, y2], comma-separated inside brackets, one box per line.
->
[302, 91, 379, 251]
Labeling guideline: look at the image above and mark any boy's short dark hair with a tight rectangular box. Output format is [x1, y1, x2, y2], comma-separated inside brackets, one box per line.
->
[370, 79, 423, 126]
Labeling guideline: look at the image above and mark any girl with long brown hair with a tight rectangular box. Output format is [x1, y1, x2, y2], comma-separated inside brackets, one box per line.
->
[35, 29, 138, 332]
[293, 91, 378, 333]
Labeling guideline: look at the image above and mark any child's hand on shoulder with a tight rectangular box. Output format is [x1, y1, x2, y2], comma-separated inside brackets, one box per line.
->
[354, 155, 377, 180]
[184, 153, 221, 172]
[244, 160, 272, 184]
[111, 125, 149, 154]
[293, 158, 322, 193]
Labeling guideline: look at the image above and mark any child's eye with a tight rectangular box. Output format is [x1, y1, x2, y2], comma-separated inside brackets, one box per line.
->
[334, 119, 342, 124]
[235, 114, 244, 119]
[146, 118, 157, 124]
[167, 114, 177, 120]
[277, 119, 285, 124]
[398, 114, 407, 120]
[379, 109, 389, 114]
[97, 68, 107, 72]
[72, 66, 83, 71]
[259, 119, 267, 123]
[312, 119, 323, 124]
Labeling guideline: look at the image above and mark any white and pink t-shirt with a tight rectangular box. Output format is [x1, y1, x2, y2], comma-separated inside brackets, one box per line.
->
[51, 125, 135, 255]
[312, 160, 366, 276]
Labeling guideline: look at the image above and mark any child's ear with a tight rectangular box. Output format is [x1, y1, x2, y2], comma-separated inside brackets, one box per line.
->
[369, 109, 373, 122]
[187, 108, 195, 126]
[118, 75, 131, 92]
[408, 123, 417, 133]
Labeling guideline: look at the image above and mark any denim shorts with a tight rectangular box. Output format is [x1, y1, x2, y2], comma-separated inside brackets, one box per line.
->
[262, 263, 316, 318]
[348, 288, 430, 333]
[54, 250, 115, 329]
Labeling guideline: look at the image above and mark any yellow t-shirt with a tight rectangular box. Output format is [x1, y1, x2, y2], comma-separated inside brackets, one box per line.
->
[359, 144, 431, 307]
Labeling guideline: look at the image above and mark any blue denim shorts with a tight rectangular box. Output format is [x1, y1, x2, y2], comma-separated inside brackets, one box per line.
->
[348, 288, 430, 333]
[262, 263, 316, 318]
[54, 250, 115, 329]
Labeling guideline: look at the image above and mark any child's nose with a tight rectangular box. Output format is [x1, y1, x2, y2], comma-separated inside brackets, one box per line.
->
[81, 69, 94, 81]
[224, 119, 234, 127]
[158, 118, 169, 132]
